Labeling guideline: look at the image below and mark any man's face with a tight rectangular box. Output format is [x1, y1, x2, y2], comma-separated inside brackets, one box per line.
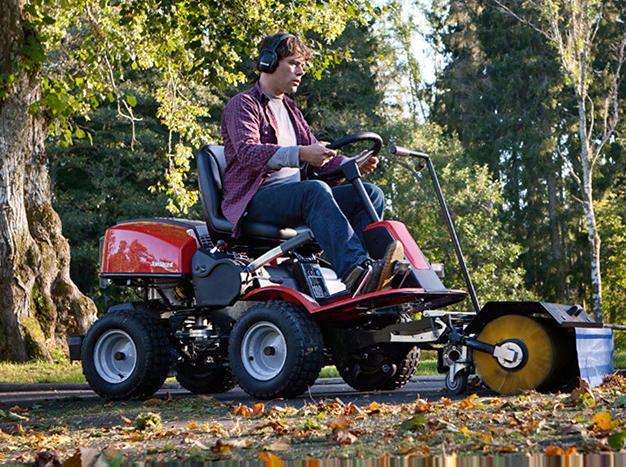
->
[269, 54, 306, 94]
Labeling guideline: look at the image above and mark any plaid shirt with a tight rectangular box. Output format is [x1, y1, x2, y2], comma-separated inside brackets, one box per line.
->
[221, 82, 345, 236]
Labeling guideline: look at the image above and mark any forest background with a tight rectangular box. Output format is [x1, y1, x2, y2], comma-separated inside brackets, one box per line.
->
[1, 0, 624, 361]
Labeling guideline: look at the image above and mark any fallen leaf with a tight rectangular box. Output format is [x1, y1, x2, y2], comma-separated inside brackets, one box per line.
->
[593, 411, 617, 431]
[134, 412, 161, 431]
[545, 445, 564, 455]
[415, 399, 432, 413]
[460, 394, 478, 410]
[201, 423, 226, 435]
[234, 404, 251, 417]
[211, 439, 233, 458]
[263, 440, 290, 451]
[608, 432, 626, 450]
[366, 402, 381, 414]
[328, 416, 352, 431]
[35, 449, 62, 466]
[400, 415, 428, 432]
[187, 422, 199, 430]
[61, 449, 81, 467]
[336, 429, 358, 445]
[251, 402, 265, 417]
[571, 379, 596, 407]
[120, 416, 133, 425]
[343, 403, 359, 416]
[6, 411, 28, 422]
[144, 398, 164, 407]
[257, 451, 285, 467]
[440, 398, 452, 406]
[190, 439, 211, 450]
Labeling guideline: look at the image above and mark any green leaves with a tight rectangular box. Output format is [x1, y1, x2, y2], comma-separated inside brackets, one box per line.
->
[399, 415, 428, 432]
[608, 432, 626, 450]
[125, 95, 137, 108]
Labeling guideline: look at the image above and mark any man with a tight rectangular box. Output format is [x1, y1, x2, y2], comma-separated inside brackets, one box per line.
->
[220, 32, 403, 294]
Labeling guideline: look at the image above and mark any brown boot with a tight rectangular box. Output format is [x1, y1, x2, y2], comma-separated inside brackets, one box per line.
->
[347, 240, 404, 295]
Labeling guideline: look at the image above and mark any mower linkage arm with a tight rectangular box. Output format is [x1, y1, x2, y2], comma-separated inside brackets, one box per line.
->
[390, 145, 481, 314]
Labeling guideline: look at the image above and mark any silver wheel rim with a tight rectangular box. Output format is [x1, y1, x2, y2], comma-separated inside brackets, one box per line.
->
[241, 321, 287, 381]
[93, 329, 137, 384]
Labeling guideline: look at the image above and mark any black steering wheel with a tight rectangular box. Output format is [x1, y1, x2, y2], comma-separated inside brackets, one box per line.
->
[314, 131, 383, 180]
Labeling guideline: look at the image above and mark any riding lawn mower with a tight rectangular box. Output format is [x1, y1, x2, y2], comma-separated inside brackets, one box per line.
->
[67, 132, 617, 400]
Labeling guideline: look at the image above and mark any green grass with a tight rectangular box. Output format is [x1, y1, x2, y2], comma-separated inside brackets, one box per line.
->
[0, 359, 86, 385]
[1, 351, 624, 386]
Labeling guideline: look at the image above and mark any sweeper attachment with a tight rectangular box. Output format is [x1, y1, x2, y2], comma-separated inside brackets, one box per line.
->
[68, 132, 618, 400]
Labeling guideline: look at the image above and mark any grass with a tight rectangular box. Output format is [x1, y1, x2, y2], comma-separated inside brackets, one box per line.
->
[0, 359, 85, 385]
[1, 351, 624, 386]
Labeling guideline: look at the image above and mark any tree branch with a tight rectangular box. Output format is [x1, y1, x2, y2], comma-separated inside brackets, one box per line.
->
[490, 0, 552, 41]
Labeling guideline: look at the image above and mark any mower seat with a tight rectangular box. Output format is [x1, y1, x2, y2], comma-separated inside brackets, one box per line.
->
[198, 145, 312, 243]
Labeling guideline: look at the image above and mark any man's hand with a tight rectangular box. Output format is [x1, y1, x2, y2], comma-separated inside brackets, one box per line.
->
[360, 156, 379, 176]
[299, 142, 336, 167]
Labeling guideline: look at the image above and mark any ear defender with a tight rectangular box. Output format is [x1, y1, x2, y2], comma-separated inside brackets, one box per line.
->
[257, 33, 294, 73]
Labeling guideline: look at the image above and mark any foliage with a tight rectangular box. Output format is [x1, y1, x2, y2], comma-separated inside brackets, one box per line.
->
[2, 375, 626, 462]
[427, 0, 625, 320]
[49, 84, 174, 310]
[377, 123, 530, 305]
[5, 0, 373, 215]
[596, 178, 626, 347]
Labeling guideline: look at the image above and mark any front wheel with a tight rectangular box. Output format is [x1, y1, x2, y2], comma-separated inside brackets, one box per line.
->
[81, 309, 170, 400]
[228, 301, 324, 399]
[445, 368, 468, 395]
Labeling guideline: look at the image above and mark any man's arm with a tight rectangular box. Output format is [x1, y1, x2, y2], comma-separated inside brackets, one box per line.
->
[290, 105, 347, 175]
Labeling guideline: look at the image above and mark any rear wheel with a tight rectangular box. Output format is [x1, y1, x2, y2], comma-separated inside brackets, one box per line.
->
[81, 309, 170, 400]
[176, 361, 235, 394]
[474, 314, 558, 395]
[228, 301, 324, 399]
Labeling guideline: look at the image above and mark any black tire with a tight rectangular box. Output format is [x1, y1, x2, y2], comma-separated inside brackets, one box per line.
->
[335, 345, 420, 391]
[175, 361, 235, 394]
[81, 309, 170, 400]
[445, 369, 468, 395]
[228, 301, 324, 399]
[333, 312, 420, 391]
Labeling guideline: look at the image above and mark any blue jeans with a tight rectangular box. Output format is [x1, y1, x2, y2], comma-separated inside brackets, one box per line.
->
[245, 180, 384, 278]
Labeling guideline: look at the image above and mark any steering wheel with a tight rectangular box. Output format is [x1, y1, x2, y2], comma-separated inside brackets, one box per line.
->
[314, 131, 383, 180]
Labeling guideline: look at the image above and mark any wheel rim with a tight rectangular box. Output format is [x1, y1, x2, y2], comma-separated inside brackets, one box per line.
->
[474, 315, 555, 395]
[93, 329, 137, 384]
[241, 321, 287, 381]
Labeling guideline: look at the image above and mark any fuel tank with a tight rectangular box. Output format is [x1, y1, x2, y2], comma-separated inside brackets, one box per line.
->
[100, 219, 206, 277]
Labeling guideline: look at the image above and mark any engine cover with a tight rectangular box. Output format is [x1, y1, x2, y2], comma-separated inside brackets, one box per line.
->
[100, 219, 204, 277]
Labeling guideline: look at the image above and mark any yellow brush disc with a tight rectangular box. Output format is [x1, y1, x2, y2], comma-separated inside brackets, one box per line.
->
[474, 314, 556, 395]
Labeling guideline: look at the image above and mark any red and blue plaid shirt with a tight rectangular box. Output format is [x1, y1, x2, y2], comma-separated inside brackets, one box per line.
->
[221, 82, 344, 236]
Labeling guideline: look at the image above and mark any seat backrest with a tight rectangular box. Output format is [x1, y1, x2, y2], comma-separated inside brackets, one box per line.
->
[197, 145, 233, 235]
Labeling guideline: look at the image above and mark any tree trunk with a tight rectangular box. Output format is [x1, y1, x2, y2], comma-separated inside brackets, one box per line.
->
[577, 99, 603, 322]
[0, 0, 97, 361]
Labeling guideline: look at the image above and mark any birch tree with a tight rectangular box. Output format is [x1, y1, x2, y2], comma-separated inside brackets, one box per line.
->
[491, 0, 626, 321]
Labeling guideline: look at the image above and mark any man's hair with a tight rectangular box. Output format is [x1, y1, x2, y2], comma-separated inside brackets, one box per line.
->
[257, 33, 313, 65]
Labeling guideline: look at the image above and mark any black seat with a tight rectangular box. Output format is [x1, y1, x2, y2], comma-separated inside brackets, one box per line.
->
[197, 145, 312, 243]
